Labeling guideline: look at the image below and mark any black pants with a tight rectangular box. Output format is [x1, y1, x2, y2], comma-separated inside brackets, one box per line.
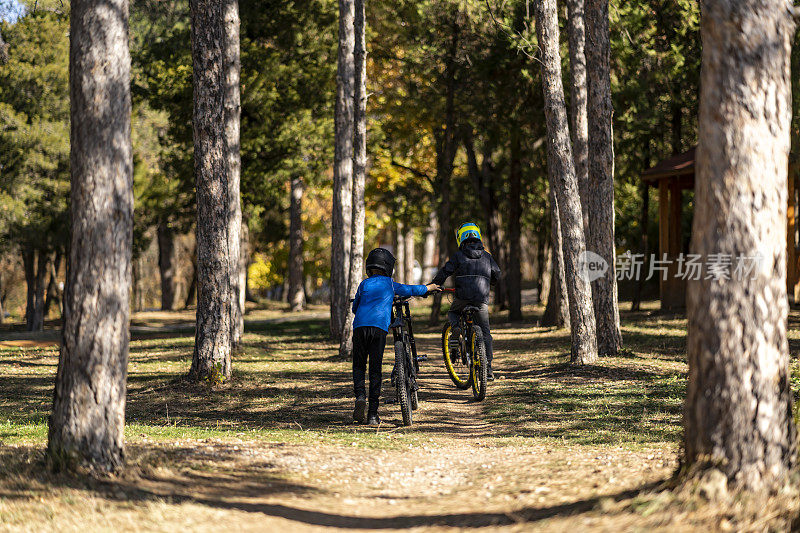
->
[448, 299, 493, 364]
[352, 326, 387, 413]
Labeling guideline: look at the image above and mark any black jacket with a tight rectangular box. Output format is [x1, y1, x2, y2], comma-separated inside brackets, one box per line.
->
[431, 240, 501, 304]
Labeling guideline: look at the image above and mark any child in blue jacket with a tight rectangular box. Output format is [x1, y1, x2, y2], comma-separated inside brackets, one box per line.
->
[351, 247, 439, 425]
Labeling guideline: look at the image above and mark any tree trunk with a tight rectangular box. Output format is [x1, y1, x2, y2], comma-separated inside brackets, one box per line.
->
[23, 246, 47, 331]
[404, 230, 415, 283]
[535, 0, 597, 364]
[330, 0, 355, 340]
[630, 180, 649, 311]
[585, 0, 622, 355]
[395, 221, 406, 282]
[682, 0, 796, 492]
[507, 130, 523, 321]
[189, 0, 231, 383]
[132, 255, 143, 312]
[48, 0, 132, 473]
[541, 188, 570, 328]
[239, 220, 249, 310]
[339, 0, 367, 359]
[422, 210, 438, 281]
[288, 175, 306, 312]
[44, 251, 63, 318]
[157, 221, 176, 311]
[566, 0, 589, 236]
[224, 0, 243, 348]
[428, 12, 459, 325]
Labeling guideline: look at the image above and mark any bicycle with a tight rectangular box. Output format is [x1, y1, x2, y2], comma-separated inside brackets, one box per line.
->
[440, 288, 488, 401]
[389, 291, 434, 426]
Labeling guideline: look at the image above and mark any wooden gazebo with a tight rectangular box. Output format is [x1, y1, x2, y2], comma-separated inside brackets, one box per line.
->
[642, 147, 800, 309]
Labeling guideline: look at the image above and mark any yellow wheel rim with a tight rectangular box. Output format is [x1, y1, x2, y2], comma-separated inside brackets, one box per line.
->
[443, 324, 469, 386]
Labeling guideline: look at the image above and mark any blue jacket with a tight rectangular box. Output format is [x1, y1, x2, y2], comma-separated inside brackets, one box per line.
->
[352, 275, 428, 332]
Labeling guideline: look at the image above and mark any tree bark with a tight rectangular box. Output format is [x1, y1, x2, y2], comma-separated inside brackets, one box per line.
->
[541, 188, 570, 328]
[48, 0, 132, 473]
[288, 175, 306, 312]
[157, 220, 176, 311]
[339, 0, 367, 359]
[44, 251, 63, 318]
[422, 210, 438, 282]
[630, 180, 649, 311]
[535, 0, 597, 364]
[585, 0, 622, 355]
[330, 0, 355, 340]
[566, 0, 589, 236]
[682, 0, 796, 492]
[224, 0, 243, 348]
[23, 246, 47, 331]
[507, 130, 523, 321]
[404, 230, 414, 283]
[428, 12, 459, 325]
[395, 221, 406, 283]
[189, 0, 231, 383]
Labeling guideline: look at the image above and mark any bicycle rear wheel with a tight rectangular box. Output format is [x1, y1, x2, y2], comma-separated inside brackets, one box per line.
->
[442, 323, 471, 389]
[470, 326, 488, 401]
[394, 341, 413, 425]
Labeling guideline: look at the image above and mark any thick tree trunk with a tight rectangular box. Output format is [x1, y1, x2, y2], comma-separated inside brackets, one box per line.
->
[189, 0, 231, 383]
[507, 130, 523, 321]
[48, 0, 132, 473]
[541, 188, 570, 328]
[224, 0, 243, 348]
[339, 0, 367, 359]
[330, 0, 355, 340]
[288, 176, 306, 312]
[157, 221, 176, 311]
[585, 0, 621, 355]
[422, 210, 438, 281]
[535, 0, 597, 364]
[682, 0, 796, 492]
[566, 0, 589, 236]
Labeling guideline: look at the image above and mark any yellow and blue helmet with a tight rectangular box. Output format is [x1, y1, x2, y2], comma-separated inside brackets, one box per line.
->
[455, 222, 482, 246]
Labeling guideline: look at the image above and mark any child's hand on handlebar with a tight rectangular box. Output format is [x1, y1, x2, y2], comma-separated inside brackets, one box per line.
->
[425, 283, 442, 293]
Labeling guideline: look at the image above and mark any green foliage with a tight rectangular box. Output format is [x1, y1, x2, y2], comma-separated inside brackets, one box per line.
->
[0, 9, 70, 254]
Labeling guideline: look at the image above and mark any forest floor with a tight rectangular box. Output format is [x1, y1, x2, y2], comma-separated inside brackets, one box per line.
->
[0, 300, 798, 531]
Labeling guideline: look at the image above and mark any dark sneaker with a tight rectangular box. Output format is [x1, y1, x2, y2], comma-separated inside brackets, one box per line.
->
[353, 398, 367, 423]
[367, 413, 381, 426]
[487, 366, 495, 381]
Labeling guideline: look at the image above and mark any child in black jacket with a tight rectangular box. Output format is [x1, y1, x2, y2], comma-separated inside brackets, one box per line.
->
[431, 222, 501, 380]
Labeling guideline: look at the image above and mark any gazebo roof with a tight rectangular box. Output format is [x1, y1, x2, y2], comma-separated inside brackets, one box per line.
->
[642, 146, 696, 182]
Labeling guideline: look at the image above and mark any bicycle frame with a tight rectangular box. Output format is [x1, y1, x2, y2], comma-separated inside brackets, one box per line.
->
[390, 297, 420, 373]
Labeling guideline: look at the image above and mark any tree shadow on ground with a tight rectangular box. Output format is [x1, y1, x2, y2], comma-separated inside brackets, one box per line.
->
[484, 362, 684, 444]
[0, 444, 667, 530]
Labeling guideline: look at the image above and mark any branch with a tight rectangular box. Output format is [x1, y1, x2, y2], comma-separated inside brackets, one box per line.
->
[390, 160, 434, 188]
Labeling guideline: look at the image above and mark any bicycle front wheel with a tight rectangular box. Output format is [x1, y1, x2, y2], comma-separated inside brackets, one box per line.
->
[394, 341, 413, 426]
[470, 326, 488, 401]
[442, 323, 471, 389]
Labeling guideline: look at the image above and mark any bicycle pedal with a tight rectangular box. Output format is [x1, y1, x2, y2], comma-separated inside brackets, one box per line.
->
[416, 355, 428, 362]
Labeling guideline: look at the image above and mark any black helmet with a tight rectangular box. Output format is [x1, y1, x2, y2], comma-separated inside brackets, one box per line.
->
[365, 248, 395, 277]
